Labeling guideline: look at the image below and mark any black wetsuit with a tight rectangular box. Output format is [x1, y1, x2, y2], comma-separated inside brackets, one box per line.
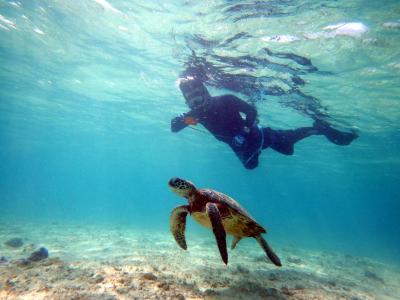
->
[171, 94, 321, 169]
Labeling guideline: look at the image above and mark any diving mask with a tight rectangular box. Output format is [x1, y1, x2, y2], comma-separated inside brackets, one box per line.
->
[183, 87, 206, 110]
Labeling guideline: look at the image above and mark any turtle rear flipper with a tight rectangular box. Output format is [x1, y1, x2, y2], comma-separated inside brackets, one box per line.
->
[231, 236, 242, 250]
[206, 202, 228, 264]
[170, 205, 190, 250]
[255, 235, 282, 267]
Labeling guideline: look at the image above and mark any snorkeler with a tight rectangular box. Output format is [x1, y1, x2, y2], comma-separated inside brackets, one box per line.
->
[171, 77, 358, 169]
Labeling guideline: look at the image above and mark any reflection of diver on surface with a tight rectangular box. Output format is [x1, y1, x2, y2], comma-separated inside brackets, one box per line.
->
[171, 77, 358, 169]
[179, 49, 330, 120]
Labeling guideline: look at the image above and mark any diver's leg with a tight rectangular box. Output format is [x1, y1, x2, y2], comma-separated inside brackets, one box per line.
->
[262, 127, 318, 155]
[230, 145, 260, 169]
[284, 127, 319, 144]
[229, 132, 261, 170]
[263, 121, 358, 155]
[243, 151, 260, 169]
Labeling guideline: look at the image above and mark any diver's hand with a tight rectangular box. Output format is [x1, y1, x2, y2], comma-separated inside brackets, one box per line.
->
[171, 114, 187, 132]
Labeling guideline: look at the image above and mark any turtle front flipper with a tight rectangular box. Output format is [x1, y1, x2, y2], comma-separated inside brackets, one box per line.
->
[255, 235, 282, 267]
[206, 202, 228, 265]
[170, 205, 190, 250]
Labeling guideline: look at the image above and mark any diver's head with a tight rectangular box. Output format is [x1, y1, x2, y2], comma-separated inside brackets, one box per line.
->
[178, 77, 210, 110]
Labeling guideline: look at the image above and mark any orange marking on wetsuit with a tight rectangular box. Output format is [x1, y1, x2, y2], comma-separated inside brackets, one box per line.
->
[184, 116, 198, 125]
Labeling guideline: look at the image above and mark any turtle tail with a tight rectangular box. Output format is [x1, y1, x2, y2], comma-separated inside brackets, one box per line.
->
[255, 235, 282, 267]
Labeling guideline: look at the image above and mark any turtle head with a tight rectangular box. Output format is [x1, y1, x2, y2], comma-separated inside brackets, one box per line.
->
[169, 177, 197, 199]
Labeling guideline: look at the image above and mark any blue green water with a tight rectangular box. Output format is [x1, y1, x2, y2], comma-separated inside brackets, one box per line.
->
[0, 0, 399, 265]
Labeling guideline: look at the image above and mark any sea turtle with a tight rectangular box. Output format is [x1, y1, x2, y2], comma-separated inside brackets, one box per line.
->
[168, 177, 282, 267]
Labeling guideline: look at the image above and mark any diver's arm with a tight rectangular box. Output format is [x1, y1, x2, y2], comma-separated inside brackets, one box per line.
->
[230, 96, 257, 128]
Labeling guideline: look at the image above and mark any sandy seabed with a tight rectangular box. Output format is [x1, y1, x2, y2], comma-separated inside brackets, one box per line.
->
[0, 221, 399, 300]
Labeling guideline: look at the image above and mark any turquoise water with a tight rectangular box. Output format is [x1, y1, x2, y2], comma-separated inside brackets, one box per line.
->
[0, 0, 399, 267]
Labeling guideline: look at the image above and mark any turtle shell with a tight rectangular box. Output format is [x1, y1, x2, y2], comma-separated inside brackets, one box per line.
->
[190, 188, 266, 237]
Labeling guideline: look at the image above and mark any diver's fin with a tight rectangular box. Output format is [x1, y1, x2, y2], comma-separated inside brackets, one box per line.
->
[326, 129, 358, 145]
[314, 120, 358, 146]
[231, 236, 242, 250]
[206, 202, 228, 265]
[255, 235, 282, 267]
[170, 205, 190, 250]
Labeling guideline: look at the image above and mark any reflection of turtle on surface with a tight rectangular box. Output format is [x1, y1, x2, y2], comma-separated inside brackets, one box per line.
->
[168, 177, 282, 267]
